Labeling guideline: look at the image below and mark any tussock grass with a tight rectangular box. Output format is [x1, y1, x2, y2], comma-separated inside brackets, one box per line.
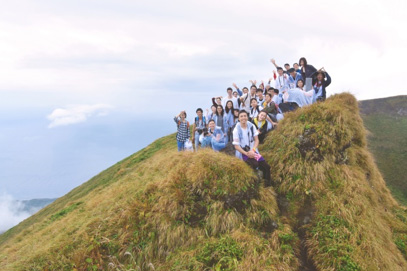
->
[261, 93, 407, 270]
[1, 93, 407, 270]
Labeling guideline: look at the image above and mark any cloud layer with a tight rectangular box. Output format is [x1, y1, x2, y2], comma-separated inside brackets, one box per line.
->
[0, 193, 31, 233]
[47, 104, 113, 128]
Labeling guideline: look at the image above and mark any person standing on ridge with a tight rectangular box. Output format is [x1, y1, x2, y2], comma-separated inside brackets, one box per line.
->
[174, 111, 190, 151]
[192, 108, 206, 151]
[299, 57, 317, 87]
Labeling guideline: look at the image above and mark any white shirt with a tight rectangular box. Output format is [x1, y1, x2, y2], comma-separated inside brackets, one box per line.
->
[232, 123, 259, 149]
[257, 97, 265, 105]
[250, 106, 263, 120]
[222, 96, 239, 110]
[239, 92, 255, 112]
[274, 75, 289, 92]
[272, 95, 278, 104]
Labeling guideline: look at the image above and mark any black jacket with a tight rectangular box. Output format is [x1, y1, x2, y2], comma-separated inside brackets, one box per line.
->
[312, 72, 331, 99]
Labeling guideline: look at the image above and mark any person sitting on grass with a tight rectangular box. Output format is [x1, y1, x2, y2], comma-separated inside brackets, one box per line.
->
[251, 110, 273, 144]
[233, 110, 272, 187]
[202, 120, 226, 151]
[250, 98, 262, 121]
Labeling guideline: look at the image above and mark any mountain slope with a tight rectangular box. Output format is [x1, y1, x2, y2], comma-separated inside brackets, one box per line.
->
[359, 95, 407, 205]
[1, 93, 407, 271]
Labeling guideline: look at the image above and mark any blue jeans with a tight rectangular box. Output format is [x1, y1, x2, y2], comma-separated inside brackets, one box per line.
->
[202, 136, 212, 148]
[177, 140, 185, 151]
[194, 131, 200, 150]
[211, 138, 226, 152]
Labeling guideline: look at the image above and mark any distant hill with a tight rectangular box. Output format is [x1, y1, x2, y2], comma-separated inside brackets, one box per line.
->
[359, 95, 407, 205]
[2, 93, 407, 270]
[19, 198, 56, 213]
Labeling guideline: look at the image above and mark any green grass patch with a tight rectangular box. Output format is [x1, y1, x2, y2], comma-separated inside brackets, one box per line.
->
[49, 202, 83, 222]
[196, 236, 243, 270]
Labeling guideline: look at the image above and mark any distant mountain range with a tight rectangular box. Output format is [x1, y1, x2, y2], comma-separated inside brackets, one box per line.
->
[18, 198, 56, 213]
[359, 95, 407, 205]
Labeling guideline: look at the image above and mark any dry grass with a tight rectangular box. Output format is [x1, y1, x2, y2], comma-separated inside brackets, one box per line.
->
[1, 93, 407, 270]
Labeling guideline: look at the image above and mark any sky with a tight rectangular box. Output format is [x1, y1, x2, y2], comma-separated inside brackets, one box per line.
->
[1, 0, 407, 204]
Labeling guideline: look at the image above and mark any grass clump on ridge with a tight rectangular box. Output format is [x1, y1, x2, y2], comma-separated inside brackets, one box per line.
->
[260, 93, 407, 270]
[3, 149, 300, 270]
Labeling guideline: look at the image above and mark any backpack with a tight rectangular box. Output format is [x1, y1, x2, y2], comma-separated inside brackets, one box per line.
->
[263, 102, 278, 115]
[195, 116, 206, 127]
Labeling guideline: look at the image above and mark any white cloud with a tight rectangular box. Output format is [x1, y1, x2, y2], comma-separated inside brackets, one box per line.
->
[0, 193, 31, 233]
[47, 104, 114, 128]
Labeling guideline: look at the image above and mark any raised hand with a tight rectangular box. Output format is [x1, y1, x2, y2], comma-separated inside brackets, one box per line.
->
[232, 83, 238, 89]
[270, 58, 276, 64]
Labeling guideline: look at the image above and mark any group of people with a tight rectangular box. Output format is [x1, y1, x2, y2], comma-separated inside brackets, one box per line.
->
[174, 57, 331, 187]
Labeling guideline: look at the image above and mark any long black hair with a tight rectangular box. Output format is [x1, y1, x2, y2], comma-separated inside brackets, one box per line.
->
[225, 100, 234, 114]
[299, 57, 307, 67]
[216, 105, 224, 116]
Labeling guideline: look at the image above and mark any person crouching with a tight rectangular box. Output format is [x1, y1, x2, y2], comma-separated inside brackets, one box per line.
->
[232, 110, 272, 187]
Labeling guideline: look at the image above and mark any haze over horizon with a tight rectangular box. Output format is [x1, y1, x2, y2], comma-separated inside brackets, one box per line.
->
[1, 0, 407, 203]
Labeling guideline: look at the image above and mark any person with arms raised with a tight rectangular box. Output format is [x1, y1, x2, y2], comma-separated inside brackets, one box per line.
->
[233, 110, 272, 187]
[236, 84, 257, 113]
[222, 87, 239, 109]
[270, 58, 290, 74]
[274, 67, 289, 98]
[312, 68, 331, 102]
[174, 110, 190, 151]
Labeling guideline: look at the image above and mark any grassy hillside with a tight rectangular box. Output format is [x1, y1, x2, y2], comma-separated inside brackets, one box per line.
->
[359, 96, 407, 205]
[1, 93, 407, 270]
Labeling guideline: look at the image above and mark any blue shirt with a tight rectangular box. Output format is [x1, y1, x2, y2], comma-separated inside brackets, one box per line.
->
[288, 73, 303, 89]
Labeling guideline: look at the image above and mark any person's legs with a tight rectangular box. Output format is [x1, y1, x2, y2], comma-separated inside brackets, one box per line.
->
[201, 136, 211, 148]
[177, 141, 185, 151]
[211, 138, 226, 151]
[245, 158, 272, 187]
[194, 131, 200, 150]
[258, 133, 266, 144]
[245, 158, 259, 169]
[258, 160, 272, 187]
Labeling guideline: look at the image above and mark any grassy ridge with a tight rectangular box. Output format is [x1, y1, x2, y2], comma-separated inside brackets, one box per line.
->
[1, 93, 407, 270]
[261, 93, 407, 270]
[359, 96, 407, 205]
